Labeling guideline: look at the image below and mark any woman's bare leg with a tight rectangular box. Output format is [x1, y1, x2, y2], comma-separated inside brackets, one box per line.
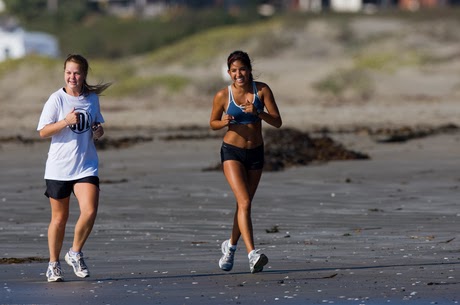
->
[71, 183, 99, 252]
[223, 160, 262, 253]
[48, 197, 70, 262]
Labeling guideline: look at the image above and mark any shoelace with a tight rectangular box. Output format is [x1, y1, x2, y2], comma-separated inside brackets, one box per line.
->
[224, 249, 235, 262]
[78, 259, 88, 270]
[55, 266, 62, 274]
[74, 254, 88, 270]
[50, 264, 62, 275]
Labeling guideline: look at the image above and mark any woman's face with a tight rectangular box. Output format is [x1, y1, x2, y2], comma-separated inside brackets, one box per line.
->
[64, 61, 85, 93]
[228, 60, 251, 87]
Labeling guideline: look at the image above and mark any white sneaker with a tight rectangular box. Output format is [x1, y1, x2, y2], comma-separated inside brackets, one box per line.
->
[46, 261, 63, 282]
[65, 250, 90, 278]
[219, 239, 236, 271]
[248, 249, 268, 274]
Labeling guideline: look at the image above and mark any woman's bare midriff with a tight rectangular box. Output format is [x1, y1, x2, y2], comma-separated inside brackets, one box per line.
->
[223, 122, 263, 149]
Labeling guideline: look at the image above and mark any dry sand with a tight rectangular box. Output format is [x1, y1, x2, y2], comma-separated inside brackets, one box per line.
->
[1, 17, 460, 136]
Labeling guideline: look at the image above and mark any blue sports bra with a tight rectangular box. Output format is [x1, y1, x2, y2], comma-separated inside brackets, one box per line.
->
[226, 82, 264, 125]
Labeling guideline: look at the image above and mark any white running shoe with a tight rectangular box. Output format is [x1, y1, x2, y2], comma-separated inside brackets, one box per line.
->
[65, 250, 90, 278]
[46, 261, 63, 282]
[219, 239, 236, 271]
[248, 249, 268, 274]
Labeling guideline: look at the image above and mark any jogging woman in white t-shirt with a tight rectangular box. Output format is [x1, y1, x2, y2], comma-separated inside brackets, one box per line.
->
[37, 54, 111, 282]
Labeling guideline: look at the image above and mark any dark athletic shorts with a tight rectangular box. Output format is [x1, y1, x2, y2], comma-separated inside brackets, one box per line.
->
[44, 176, 100, 199]
[220, 142, 264, 170]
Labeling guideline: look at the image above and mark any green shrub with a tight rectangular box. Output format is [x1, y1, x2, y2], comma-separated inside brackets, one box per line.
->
[107, 75, 190, 97]
[313, 68, 374, 102]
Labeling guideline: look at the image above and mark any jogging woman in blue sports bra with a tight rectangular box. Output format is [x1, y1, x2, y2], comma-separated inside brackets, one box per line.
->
[210, 50, 282, 273]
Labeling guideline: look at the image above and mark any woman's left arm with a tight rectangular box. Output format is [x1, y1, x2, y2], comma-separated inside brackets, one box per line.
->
[259, 83, 282, 128]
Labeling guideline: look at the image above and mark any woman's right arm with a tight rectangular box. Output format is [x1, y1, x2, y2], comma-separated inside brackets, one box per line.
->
[39, 108, 78, 138]
[39, 120, 69, 138]
[210, 89, 233, 130]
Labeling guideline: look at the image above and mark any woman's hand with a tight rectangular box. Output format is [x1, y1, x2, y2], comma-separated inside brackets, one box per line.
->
[39, 108, 80, 138]
[243, 100, 257, 115]
[92, 123, 104, 140]
[64, 108, 79, 126]
[222, 114, 234, 126]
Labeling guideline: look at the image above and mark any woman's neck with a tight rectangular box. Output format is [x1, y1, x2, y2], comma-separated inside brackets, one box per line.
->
[232, 82, 251, 93]
[65, 86, 82, 97]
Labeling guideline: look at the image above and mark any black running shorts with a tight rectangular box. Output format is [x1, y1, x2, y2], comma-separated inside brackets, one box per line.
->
[44, 176, 100, 199]
[220, 142, 264, 170]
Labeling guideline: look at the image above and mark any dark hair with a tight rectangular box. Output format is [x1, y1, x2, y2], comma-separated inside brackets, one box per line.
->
[64, 54, 111, 96]
[227, 50, 253, 81]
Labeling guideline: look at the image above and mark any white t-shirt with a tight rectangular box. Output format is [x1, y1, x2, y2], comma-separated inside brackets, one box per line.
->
[37, 88, 105, 181]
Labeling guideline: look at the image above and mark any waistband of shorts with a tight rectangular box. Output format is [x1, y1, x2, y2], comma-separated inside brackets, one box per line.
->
[222, 142, 264, 151]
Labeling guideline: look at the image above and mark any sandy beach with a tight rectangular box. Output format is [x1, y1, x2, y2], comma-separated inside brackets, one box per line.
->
[1, 13, 460, 305]
[0, 128, 459, 304]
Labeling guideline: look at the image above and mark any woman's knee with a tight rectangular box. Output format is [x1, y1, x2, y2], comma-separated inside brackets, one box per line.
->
[77, 198, 99, 219]
[80, 207, 98, 220]
[50, 216, 68, 229]
[237, 199, 252, 212]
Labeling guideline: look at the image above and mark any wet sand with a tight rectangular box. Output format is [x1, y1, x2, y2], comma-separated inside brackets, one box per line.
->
[0, 130, 459, 305]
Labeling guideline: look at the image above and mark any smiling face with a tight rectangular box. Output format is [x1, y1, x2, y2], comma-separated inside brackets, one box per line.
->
[64, 61, 85, 96]
[228, 60, 251, 88]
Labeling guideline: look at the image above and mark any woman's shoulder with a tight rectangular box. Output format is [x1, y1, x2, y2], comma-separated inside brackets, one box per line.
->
[86, 91, 99, 100]
[254, 81, 269, 89]
[51, 87, 65, 96]
[46, 88, 65, 102]
[214, 86, 229, 100]
[254, 81, 272, 95]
